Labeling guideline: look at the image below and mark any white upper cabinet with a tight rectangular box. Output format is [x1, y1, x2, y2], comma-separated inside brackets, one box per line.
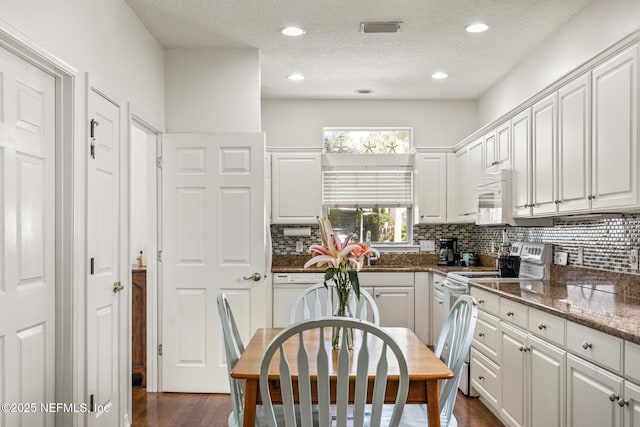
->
[531, 92, 558, 216]
[591, 43, 639, 211]
[484, 120, 511, 173]
[512, 109, 532, 218]
[450, 138, 482, 223]
[416, 153, 447, 223]
[558, 73, 591, 214]
[271, 152, 322, 224]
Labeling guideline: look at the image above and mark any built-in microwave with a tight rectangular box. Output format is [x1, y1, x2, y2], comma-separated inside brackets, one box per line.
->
[476, 169, 514, 225]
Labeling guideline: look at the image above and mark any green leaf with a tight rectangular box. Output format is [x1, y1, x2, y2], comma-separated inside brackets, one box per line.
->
[324, 268, 335, 282]
[349, 270, 361, 300]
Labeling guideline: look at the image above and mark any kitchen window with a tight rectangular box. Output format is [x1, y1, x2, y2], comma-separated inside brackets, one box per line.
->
[322, 128, 414, 246]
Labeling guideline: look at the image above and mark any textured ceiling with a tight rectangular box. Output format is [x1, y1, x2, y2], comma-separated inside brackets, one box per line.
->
[126, 0, 594, 99]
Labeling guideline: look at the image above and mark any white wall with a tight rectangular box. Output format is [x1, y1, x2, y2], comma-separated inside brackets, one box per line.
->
[0, 0, 165, 128]
[262, 99, 477, 149]
[130, 125, 148, 265]
[478, 0, 640, 126]
[165, 48, 261, 132]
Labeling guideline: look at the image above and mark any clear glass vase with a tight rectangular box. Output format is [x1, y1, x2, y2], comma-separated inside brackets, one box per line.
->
[332, 286, 354, 349]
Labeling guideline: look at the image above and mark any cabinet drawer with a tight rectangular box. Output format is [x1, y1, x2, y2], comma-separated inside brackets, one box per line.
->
[471, 287, 500, 316]
[566, 321, 623, 373]
[625, 341, 640, 383]
[358, 272, 414, 287]
[470, 348, 500, 410]
[500, 298, 527, 329]
[528, 307, 565, 347]
[472, 310, 500, 364]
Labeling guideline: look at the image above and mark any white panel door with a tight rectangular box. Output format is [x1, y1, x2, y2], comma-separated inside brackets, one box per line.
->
[372, 287, 415, 329]
[558, 74, 591, 214]
[625, 380, 640, 427]
[271, 152, 321, 224]
[531, 93, 558, 216]
[500, 323, 527, 427]
[467, 138, 483, 219]
[87, 89, 122, 426]
[453, 148, 470, 221]
[161, 133, 265, 392]
[529, 335, 565, 427]
[0, 44, 56, 427]
[592, 43, 639, 210]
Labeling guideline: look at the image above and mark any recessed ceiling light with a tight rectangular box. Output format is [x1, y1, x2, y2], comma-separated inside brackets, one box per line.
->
[287, 73, 305, 81]
[281, 26, 306, 37]
[431, 71, 449, 80]
[356, 89, 372, 94]
[466, 23, 489, 33]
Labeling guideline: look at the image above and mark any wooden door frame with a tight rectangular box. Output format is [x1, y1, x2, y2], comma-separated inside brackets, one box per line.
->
[0, 16, 78, 427]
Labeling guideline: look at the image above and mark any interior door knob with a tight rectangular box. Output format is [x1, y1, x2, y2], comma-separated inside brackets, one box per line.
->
[243, 272, 262, 282]
[113, 282, 124, 293]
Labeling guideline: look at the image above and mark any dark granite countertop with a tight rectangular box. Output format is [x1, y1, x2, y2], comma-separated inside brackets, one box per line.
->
[469, 279, 640, 345]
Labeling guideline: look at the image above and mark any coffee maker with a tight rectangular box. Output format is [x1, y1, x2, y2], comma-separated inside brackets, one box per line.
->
[438, 238, 458, 266]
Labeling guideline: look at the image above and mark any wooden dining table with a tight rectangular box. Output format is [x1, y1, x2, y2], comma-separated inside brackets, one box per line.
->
[231, 326, 453, 427]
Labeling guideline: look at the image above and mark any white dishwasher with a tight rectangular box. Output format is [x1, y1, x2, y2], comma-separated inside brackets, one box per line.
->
[272, 272, 326, 327]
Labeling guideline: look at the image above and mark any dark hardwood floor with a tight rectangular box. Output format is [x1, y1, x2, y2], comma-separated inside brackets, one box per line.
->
[131, 386, 504, 426]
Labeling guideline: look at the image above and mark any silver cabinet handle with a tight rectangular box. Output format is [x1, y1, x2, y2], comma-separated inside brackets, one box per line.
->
[478, 300, 485, 305]
[609, 393, 620, 402]
[619, 399, 630, 407]
[478, 376, 485, 380]
[582, 341, 593, 350]
[538, 323, 547, 330]
[478, 332, 485, 337]
[438, 301, 443, 304]
[375, 292, 380, 298]
[507, 311, 514, 317]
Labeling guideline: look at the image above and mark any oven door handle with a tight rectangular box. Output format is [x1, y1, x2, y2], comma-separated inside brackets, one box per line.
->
[443, 279, 468, 293]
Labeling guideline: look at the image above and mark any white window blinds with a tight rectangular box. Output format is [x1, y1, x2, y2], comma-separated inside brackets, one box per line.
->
[322, 169, 413, 207]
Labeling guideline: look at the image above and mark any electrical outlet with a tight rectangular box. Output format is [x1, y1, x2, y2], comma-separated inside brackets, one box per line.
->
[630, 249, 639, 270]
[554, 252, 568, 265]
[296, 240, 303, 253]
[420, 240, 435, 252]
[577, 247, 584, 265]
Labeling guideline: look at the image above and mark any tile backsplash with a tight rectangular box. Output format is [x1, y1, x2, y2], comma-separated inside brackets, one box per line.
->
[272, 213, 640, 275]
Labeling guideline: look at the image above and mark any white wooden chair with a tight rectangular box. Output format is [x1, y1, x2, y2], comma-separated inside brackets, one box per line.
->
[288, 282, 380, 325]
[259, 317, 409, 427]
[217, 292, 248, 427]
[388, 295, 478, 427]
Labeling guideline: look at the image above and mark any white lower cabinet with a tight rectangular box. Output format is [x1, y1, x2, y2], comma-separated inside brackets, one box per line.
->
[359, 272, 415, 330]
[471, 347, 500, 411]
[567, 353, 623, 427]
[500, 322, 527, 427]
[529, 334, 566, 427]
[624, 381, 640, 427]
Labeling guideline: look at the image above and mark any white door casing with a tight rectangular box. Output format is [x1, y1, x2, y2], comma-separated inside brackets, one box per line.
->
[161, 133, 266, 393]
[87, 88, 122, 426]
[0, 43, 56, 427]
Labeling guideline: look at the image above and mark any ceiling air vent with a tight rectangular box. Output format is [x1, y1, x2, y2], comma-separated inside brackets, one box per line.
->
[360, 21, 402, 34]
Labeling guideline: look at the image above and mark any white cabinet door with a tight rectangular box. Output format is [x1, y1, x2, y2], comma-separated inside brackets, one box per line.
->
[531, 93, 558, 216]
[567, 353, 623, 427]
[484, 121, 511, 173]
[512, 109, 532, 217]
[271, 152, 322, 223]
[468, 138, 483, 219]
[592, 43, 639, 211]
[500, 322, 527, 427]
[484, 129, 497, 170]
[416, 153, 447, 223]
[452, 147, 471, 221]
[558, 74, 591, 214]
[496, 120, 512, 170]
[624, 381, 640, 427]
[529, 335, 566, 427]
[373, 287, 415, 329]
